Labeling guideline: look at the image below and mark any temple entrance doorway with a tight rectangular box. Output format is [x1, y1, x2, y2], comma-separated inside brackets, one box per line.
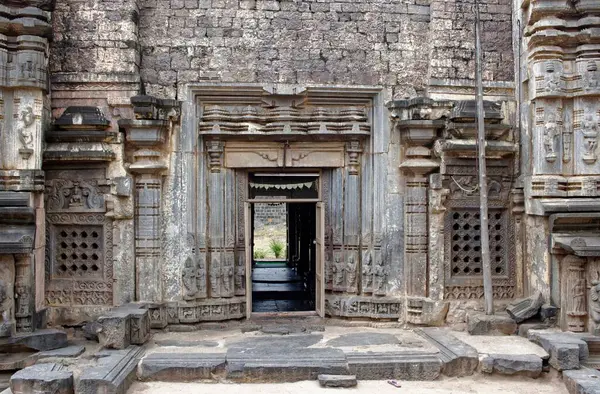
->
[244, 172, 324, 317]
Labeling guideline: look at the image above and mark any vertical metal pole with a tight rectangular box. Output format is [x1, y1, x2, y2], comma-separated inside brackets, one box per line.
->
[475, 0, 494, 314]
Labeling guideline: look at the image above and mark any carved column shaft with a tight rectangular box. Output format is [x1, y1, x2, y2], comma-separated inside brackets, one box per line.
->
[406, 175, 429, 297]
[134, 176, 162, 301]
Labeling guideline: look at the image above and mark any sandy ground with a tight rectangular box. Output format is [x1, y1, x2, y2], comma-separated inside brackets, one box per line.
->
[129, 372, 568, 394]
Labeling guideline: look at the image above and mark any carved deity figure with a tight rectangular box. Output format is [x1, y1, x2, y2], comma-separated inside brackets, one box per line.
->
[373, 257, 387, 293]
[543, 114, 560, 162]
[346, 255, 357, 288]
[68, 182, 85, 208]
[182, 257, 198, 299]
[222, 265, 233, 293]
[362, 253, 373, 289]
[18, 106, 34, 150]
[572, 278, 586, 313]
[582, 113, 599, 163]
[332, 256, 345, 286]
[210, 262, 221, 295]
[544, 62, 562, 93]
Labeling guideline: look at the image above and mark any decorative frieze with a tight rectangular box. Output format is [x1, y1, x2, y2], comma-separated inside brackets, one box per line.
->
[325, 295, 402, 319]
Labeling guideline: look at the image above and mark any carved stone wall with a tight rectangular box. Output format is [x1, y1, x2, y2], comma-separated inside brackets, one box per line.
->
[44, 169, 114, 322]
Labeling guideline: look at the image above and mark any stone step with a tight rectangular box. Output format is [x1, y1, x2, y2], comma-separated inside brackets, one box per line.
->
[527, 330, 588, 371]
[0, 329, 67, 352]
[226, 347, 349, 382]
[346, 352, 442, 381]
[415, 327, 478, 377]
[480, 354, 543, 378]
[318, 374, 357, 388]
[138, 353, 226, 381]
[78, 346, 144, 394]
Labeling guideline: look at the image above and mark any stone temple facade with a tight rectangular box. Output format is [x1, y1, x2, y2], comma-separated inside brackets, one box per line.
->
[0, 0, 599, 338]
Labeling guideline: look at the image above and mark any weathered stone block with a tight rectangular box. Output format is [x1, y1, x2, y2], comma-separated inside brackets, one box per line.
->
[10, 363, 73, 394]
[346, 352, 441, 381]
[480, 354, 542, 378]
[416, 328, 478, 377]
[78, 346, 144, 394]
[528, 331, 588, 371]
[563, 368, 600, 394]
[406, 298, 449, 326]
[467, 313, 517, 335]
[137, 353, 226, 381]
[318, 374, 357, 388]
[506, 291, 544, 323]
[97, 311, 131, 350]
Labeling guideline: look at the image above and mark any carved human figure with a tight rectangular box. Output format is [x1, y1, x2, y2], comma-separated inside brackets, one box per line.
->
[572, 278, 586, 313]
[210, 262, 221, 295]
[332, 256, 345, 286]
[18, 106, 34, 150]
[68, 182, 85, 208]
[182, 257, 198, 299]
[582, 113, 599, 163]
[373, 257, 387, 293]
[543, 114, 560, 162]
[222, 265, 233, 293]
[362, 253, 373, 289]
[346, 255, 357, 288]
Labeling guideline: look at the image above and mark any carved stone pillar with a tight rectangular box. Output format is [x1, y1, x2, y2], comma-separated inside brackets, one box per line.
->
[397, 119, 440, 298]
[119, 96, 178, 302]
[0, 1, 55, 333]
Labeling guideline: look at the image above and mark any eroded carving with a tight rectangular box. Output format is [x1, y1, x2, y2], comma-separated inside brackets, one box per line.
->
[584, 61, 599, 91]
[564, 256, 587, 332]
[581, 113, 599, 164]
[590, 273, 600, 334]
[182, 257, 199, 300]
[46, 179, 104, 211]
[0, 279, 12, 337]
[544, 61, 564, 93]
[18, 106, 35, 159]
[543, 114, 560, 163]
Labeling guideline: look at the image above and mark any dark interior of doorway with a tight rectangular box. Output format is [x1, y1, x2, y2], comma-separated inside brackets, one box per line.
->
[252, 203, 316, 313]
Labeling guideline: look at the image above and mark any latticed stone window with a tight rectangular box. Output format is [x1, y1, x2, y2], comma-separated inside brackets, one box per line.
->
[449, 209, 508, 278]
[53, 226, 103, 278]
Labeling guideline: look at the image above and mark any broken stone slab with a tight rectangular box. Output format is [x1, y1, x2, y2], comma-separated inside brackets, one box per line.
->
[506, 291, 544, 323]
[77, 346, 144, 394]
[10, 363, 73, 394]
[117, 305, 150, 345]
[137, 353, 226, 381]
[83, 321, 101, 342]
[415, 327, 478, 377]
[563, 368, 600, 394]
[318, 374, 357, 388]
[346, 352, 442, 381]
[226, 347, 349, 382]
[38, 345, 85, 360]
[527, 331, 588, 371]
[0, 329, 68, 351]
[480, 354, 542, 378]
[467, 312, 517, 335]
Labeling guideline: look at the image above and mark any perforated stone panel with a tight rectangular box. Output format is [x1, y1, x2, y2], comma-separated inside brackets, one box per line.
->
[53, 225, 103, 278]
[449, 209, 508, 278]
